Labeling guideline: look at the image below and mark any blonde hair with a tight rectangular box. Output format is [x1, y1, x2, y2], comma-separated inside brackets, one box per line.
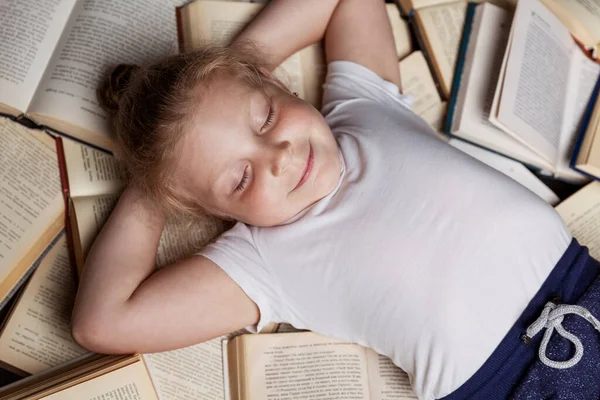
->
[98, 43, 267, 220]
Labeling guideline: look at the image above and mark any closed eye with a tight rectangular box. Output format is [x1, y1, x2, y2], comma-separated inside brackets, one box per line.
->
[234, 166, 249, 193]
[262, 105, 276, 131]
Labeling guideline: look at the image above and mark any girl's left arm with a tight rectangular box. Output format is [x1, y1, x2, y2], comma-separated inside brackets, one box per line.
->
[233, 0, 340, 72]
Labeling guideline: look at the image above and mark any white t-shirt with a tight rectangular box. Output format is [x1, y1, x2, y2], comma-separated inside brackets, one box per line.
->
[200, 61, 571, 399]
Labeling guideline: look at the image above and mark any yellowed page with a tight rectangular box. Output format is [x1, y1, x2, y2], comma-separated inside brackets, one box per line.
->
[386, 4, 412, 60]
[41, 361, 159, 400]
[143, 337, 224, 400]
[0, 0, 76, 112]
[556, 181, 600, 259]
[63, 138, 125, 198]
[0, 236, 88, 375]
[416, 1, 468, 99]
[365, 349, 417, 400]
[28, 0, 182, 149]
[0, 119, 63, 286]
[237, 332, 371, 399]
[399, 51, 442, 119]
[541, 0, 600, 52]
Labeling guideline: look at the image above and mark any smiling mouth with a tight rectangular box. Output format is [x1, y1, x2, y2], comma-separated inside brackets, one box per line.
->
[294, 144, 314, 190]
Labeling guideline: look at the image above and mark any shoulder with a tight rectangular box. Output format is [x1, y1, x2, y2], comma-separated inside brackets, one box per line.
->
[321, 61, 413, 116]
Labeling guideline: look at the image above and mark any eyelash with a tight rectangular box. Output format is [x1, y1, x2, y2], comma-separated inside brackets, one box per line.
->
[262, 106, 275, 130]
[235, 166, 249, 193]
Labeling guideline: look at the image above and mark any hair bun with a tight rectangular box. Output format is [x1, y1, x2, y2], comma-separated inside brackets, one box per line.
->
[98, 64, 140, 116]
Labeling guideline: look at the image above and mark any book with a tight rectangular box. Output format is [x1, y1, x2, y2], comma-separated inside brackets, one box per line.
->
[0, 0, 183, 152]
[445, 3, 554, 172]
[394, 0, 515, 16]
[449, 139, 560, 205]
[555, 181, 600, 259]
[571, 77, 600, 179]
[540, 0, 600, 58]
[0, 234, 89, 376]
[489, 0, 600, 181]
[176, 0, 412, 109]
[0, 118, 64, 309]
[224, 331, 418, 400]
[399, 50, 447, 133]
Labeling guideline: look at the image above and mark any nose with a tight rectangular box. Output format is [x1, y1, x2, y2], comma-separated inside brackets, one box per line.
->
[270, 140, 292, 177]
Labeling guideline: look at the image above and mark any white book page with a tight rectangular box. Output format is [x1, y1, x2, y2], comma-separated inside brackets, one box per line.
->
[450, 139, 560, 205]
[554, 50, 600, 179]
[63, 138, 125, 198]
[496, 0, 576, 164]
[28, 0, 182, 141]
[144, 338, 224, 400]
[556, 181, 600, 258]
[0, 0, 75, 112]
[365, 349, 417, 400]
[0, 120, 63, 284]
[0, 236, 88, 375]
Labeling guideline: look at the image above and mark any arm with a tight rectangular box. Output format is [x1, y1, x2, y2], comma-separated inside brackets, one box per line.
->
[325, 0, 401, 87]
[71, 187, 258, 354]
[233, 0, 340, 71]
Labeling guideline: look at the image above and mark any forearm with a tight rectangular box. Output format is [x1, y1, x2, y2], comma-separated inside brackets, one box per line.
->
[233, 0, 340, 71]
[72, 186, 166, 326]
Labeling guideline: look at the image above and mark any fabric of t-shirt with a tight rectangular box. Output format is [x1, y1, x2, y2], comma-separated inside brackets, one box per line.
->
[199, 61, 572, 399]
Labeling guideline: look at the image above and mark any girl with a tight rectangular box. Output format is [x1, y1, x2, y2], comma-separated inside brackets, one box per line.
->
[72, 0, 600, 399]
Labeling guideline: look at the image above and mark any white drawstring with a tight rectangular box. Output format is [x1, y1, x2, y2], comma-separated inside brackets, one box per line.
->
[524, 301, 600, 369]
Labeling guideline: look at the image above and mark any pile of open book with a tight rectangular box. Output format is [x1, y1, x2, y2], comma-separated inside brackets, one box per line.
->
[2, 0, 600, 398]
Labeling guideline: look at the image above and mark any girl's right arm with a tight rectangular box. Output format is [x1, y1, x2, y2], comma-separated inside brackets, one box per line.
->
[71, 187, 259, 354]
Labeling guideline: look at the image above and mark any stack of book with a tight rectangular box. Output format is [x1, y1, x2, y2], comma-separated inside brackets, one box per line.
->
[1, 0, 600, 398]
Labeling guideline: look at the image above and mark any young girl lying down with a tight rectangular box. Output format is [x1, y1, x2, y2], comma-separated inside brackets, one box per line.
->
[71, 0, 600, 398]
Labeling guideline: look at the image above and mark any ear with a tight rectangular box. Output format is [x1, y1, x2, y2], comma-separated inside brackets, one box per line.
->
[258, 67, 292, 94]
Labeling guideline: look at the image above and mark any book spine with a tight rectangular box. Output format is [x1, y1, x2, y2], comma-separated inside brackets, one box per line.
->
[570, 75, 600, 178]
[444, 2, 477, 136]
[175, 6, 185, 54]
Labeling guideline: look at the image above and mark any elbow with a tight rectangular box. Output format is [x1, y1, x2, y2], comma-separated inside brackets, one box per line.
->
[71, 311, 134, 355]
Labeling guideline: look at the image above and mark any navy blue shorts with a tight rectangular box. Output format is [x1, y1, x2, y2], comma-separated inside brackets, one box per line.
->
[442, 239, 600, 400]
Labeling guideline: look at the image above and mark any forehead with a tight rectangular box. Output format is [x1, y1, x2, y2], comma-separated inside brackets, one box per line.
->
[174, 76, 269, 198]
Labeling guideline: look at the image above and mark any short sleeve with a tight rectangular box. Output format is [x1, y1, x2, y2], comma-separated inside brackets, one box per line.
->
[199, 222, 279, 333]
[321, 61, 413, 117]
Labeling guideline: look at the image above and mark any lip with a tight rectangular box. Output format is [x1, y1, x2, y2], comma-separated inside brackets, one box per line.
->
[293, 144, 314, 191]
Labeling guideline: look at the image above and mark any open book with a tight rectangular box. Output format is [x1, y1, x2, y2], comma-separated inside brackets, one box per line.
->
[489, 0, 600, 181]
[176, 0, 412, 109]
[0, 0, 182, 152]
[399, 51, 447, 134]
[0, 118, 64, 309]
[224, 332, 417, 400]
[0, 233, 89, 376]
[555, 181, 600, 258]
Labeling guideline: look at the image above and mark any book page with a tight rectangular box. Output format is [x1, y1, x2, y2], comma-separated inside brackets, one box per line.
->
[0, 235, 88, 375]
[234, 332, 371, 399]
[28, 0, 182, 145]
[63, 138, 125, 198]
[555, 49, 600, 178]
[41, 361, 159, 400]
[556, 181, 600, 258]
[416, 1, 468, 99]
[0, 0, 75, 112]
[496, 0, 577, 165]
[144, 337, 224, 400]
[365, 350, 416, 400]
[541, 0, 600, 51]
[0, 119, 63, 285]
[399, 51, 442, 120]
